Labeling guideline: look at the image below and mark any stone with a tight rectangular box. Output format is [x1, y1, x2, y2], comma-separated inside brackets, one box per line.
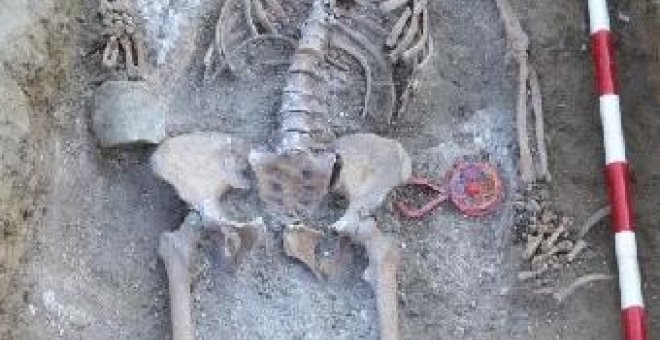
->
[92, 80, 166, 146]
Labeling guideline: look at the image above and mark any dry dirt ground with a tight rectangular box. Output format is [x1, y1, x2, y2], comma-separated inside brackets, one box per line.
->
[0, 0, 658, 339]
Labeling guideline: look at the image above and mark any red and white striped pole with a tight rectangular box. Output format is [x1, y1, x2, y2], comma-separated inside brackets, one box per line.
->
[587, 1, 647, 339]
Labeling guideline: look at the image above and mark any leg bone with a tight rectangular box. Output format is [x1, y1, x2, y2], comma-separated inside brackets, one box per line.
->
[152, 133, 263, 339]
[332, 133, 411, 340]
[158, 212, 203, 340]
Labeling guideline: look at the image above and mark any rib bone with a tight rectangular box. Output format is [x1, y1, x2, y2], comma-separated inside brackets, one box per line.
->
[331, 133, 411, 340]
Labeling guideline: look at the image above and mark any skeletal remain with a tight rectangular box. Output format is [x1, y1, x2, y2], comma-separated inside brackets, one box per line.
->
[243, 0, 259, 36]
[212, 0, 398, 120]
[99, 0, 144, 79]
[529, 67, 550, 181]
[251, 0, 278, 33]
[380, 0, 410, 13]
[165, 2, 411, 338]
[577, 205, 610, 240]
[553, 273, 614, 303]
[152, 132, 264, 340]
[210, 0, 292, 75]
[523, 233, 544, 260]
[518, 266, 550, 281]
[158, 212, 202, 340]
[494, 0, 550, 183]
[402, 8, 429, 65]
[494, 0, 533, 183]
[541, 224, 565, 253]
[250, 0, 400, 218]
[262, 0, 287, 21]
[283, 223, 324, 279]
[249, 0, 337, 218]
[386, 0, 431, 66]
[332, 20, 396, 121]
[531, 246, 560, 266]
[389, 11, 418, 63]
[386, 7, 411, 48]
[247, 4, 408, 332]
[567, 239, 587, 263]
[556, 240, 574, 253]
[331, 133, 411, 340]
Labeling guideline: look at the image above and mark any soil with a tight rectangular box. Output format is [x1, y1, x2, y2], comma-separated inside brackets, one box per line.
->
[0, 0, 658, 339]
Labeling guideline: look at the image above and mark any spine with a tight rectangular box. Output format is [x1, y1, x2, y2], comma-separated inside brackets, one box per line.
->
[279, 0, 330, 153]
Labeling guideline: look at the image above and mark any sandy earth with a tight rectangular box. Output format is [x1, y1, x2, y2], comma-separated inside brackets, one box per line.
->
[0, 0, 658, 339]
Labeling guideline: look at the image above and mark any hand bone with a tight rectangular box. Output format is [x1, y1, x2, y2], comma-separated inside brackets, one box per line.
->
[152, 132, 263, 340]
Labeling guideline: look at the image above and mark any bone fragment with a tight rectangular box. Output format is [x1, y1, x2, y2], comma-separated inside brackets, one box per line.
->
[119, 36, 139, 79]
[317, 237, 353, 278]
[252, 0, 277, 33]
[332, 38, 373, 119]
[523, 233, 543, 260]
[332, 20, 396, 122]
[577, 205, 610, 240]
[529, 66, 550, 182]
[541, 224, 565, 253]
[553, 273, 614, 303]
[215, 219, 264, 265]
[518, 266, 549, 281]
[102, 36, 119, 69]
[415, 37, 434, 70]
[567, 239, 587, 263]
[283, 223, 324, 279]
[386, 7, 412, 48]
[531, 246, 559, 265]
[243, 0, 259, 36]
[402, 8, 430, 65]
[380, 0, 410, 13]
[390, 13, 419, 63]
[339, 11, 388, 37]
[412, 0, 428, 15]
